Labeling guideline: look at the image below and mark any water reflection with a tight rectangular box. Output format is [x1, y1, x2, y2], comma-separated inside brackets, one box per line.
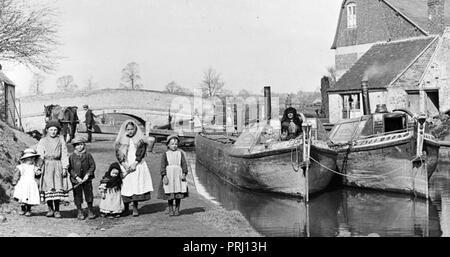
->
[430, 162, 450, 237]
[194, 159, 444, 237]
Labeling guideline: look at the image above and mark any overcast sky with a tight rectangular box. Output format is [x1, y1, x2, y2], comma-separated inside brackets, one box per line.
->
[4, 0, 342, 96]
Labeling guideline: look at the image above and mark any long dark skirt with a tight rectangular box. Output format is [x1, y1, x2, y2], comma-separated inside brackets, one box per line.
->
[121, 192, 151, 203]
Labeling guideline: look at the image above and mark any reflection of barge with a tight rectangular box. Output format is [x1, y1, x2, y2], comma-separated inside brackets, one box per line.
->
[195, 159, 441, 237]
[329, 79, 440, 197]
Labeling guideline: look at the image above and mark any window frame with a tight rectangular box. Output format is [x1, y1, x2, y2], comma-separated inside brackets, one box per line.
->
[346, 2, 357, 29]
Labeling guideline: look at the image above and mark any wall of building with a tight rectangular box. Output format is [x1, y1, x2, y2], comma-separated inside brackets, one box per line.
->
[423, 30, 450, 114]
[328, 91, 387, 123]
[334, 0, 425, 78]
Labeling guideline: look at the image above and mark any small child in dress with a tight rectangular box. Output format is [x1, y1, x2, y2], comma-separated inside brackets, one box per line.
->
[68, 136, 96, 220]
[157, 134, 189, 216]
[99, 162, 124, 218]
[12, 148, 42, 217]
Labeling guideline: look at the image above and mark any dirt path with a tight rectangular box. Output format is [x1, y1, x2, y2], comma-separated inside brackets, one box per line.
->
[0, 134, 260, 237]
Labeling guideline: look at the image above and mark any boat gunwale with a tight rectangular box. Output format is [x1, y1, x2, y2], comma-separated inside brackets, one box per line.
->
[197, 133, 337, 159]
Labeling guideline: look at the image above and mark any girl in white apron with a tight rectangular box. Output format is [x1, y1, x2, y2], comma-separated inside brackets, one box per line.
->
[157, 135, 189, 216]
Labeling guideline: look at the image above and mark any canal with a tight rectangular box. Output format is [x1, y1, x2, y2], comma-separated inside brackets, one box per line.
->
[184, 150, 450, 237]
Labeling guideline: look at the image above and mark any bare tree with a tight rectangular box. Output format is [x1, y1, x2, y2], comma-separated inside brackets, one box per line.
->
[164, 81, 192, 95]
[56, 75, 77, 93]
[0, 0, 60, 71]
[201, 67, 225, 97]
[237, 89, 250, 97]
[28, 73, 45, 95]
[165, 81, 181, 93]
[120, 62, 142, 89]
[84, 75, 97, 91]
[326, 66, 337, 87]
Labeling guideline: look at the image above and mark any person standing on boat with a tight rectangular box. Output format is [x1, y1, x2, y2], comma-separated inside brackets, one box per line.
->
[157, 134, 189, 216]
[114, 120, 155, 216]
[36, 120, 70, 218]
[280, 107, 302, 140]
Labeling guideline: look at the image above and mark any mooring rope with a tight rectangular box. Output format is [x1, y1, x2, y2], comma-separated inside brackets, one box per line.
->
[309, 155, 425, 180]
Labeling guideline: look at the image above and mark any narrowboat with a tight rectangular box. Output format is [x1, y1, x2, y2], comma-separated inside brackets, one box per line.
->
[329, 79, 440, 197]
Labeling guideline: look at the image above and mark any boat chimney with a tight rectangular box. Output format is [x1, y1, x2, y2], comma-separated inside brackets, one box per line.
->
[361, 76, 371, 115]
[264, 86, 272, 121]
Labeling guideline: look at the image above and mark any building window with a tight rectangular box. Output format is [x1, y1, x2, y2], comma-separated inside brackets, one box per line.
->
[347, 3, 357, 28]
[341, 93, 360, 119]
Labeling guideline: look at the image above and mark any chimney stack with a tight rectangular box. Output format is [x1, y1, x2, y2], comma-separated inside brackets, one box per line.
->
[264, 86, 272, 121]
[361, 77, 371, 115]
[428, 0, 445, 35]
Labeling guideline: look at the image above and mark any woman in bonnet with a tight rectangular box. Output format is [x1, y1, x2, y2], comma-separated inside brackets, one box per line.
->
[114, 119, 155, 216]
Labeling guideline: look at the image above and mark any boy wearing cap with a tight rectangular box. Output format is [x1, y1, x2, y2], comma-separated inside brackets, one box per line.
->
[68, 136, 96, 220]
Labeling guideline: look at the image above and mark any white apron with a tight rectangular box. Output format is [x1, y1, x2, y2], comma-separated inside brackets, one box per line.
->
[121, 140, 154, 197]
[163, 151, 188, 194]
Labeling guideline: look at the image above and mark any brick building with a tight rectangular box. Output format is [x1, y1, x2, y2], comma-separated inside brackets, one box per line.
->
[0, 64, 16, 126]
[332, 0, 449, 79]
[328, 0, 450, 123]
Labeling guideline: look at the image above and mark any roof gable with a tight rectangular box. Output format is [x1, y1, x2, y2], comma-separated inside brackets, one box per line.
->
[329, 36, 437, 93]
[386, 0, 450, 33]
[0, 70, 15, 86]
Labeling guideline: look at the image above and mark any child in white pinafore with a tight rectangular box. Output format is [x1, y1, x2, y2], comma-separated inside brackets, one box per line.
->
[12, 148, 42, 217]
[157, 135, 189, 216]
[98, 162, 125, 218]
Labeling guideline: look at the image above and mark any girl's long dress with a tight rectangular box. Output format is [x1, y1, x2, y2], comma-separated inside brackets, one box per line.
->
[121, 140, 153, 202]
[36, 136, 69, 202]
[13, 164, 40, 205]
[163, 150, 188, 194]
[100, 187, 124, 214]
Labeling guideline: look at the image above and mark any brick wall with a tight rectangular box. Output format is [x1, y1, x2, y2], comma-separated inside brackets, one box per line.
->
[334, 0, 425, 77]
[334, 0, 423, 49]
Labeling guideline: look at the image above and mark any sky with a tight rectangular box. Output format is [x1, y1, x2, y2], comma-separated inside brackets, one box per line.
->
[3, 0, 342, 96]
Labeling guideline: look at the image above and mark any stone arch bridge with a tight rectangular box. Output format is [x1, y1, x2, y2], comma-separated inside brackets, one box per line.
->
[17, 88, 279, 134]
[17, 89, 195, 133]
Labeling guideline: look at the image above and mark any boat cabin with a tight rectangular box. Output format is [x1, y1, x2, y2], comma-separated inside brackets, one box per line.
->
[329, 105, 416, 144]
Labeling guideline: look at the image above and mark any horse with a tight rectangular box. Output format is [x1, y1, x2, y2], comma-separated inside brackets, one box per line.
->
[26, 130, 43, 141]
[44, 104, 80, 143]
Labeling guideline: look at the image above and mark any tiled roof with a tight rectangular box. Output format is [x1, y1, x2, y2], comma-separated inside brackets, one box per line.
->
[328, 36, 437, 93]
[0, 70, 15, 86]
[386, 0, 450, 33]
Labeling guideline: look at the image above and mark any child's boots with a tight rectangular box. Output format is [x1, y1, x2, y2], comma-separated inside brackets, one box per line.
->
[132, 202, 139, 217]
[168, 204, 174, 216]
[87, 202, 96, 219]
[24, 205, 32, 217]
[19, 205, 26, 215]
[174, 199, 181, 216]
[46, 201, 54, 217]
[174, 204, 180, 216]
[76, 205, 85, 220]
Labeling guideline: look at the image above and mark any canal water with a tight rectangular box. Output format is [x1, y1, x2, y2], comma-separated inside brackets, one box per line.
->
[185, 151, 450, 237]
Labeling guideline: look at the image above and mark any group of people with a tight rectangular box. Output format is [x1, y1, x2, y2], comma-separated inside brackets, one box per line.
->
[12, 119, 189, 219]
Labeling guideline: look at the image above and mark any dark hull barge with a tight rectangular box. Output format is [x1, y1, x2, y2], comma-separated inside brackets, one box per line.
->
[195, 118, 338, 197]
[329, 80, 439, 197]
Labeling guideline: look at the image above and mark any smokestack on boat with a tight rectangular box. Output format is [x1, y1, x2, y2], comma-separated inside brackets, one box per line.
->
[264, 86, 272, 121]
[361, 76, 371, 115]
